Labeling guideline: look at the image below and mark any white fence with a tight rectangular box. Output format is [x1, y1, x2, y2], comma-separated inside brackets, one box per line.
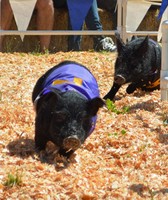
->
[161, 20, 168, 101]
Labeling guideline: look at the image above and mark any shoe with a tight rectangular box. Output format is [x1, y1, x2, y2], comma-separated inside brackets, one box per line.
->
[94, 37, 117, 52]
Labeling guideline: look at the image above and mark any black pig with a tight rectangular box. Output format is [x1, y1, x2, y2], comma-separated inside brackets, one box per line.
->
[32, 61, 104, 158]
[104, 34, 161, 100]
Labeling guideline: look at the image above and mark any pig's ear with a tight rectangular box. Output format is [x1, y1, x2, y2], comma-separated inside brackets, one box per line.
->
[131, 35, 138, 41]
[49, 88, 62, 97]
[115, 32, 125, 53]
[47, 89, 62, 105]
[136, 36, 149, 56]
[87, 97, 105, 116]
[41, 88, 62, 103]
[36, 89, 61, 112]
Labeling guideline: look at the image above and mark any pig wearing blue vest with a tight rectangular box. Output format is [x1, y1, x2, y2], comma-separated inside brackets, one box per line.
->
[32, 61, 104, 158]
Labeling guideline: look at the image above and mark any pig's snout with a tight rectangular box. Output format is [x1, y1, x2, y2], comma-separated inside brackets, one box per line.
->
[63, 135, 81, 151]
[114, 75, 126, 85]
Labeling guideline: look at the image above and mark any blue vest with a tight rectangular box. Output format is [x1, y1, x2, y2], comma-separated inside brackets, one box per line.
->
[34, 63, 100, 136]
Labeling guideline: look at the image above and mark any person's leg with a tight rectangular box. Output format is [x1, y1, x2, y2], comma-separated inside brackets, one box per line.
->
[85, 0, 103, 31]
[52, 0, 78, 51]
[52, 0, 67, 8]
[67, 19, 82, 51]
[0, 0, 13, 51]
[35, 0, 54, 52]
[85, 0, 116, 52]
[64, 0, 82, 51]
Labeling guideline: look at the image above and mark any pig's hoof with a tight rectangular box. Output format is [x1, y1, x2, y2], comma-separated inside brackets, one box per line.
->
[54, 154, 69, 170]
[63, 135, 81, 151]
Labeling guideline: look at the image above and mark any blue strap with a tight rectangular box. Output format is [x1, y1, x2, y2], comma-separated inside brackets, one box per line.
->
[67, 0, 93, 30]
[158, 0, 168, 19]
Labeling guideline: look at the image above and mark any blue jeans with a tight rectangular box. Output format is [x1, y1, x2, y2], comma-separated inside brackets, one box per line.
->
[53, 0, 103, 50]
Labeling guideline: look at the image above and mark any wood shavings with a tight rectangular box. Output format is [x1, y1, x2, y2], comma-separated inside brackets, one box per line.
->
[0, 52, 168, 199]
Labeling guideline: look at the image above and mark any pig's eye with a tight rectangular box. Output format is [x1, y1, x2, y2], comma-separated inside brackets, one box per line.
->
[82, 116, 92, 132]
[52, 111, 67, 123]
[133, 67, 142, 74]
[77, 112, 87, 121]
[82, 116, 90, 126]
[78, 112, 91, 126]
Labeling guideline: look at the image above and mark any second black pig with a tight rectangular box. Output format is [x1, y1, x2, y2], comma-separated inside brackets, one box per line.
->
[32, 61, 104, 158]
[104, 34, 161, 100]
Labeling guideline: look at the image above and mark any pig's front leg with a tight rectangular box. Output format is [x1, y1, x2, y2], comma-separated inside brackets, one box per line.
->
[35, 118, 48, 151]
[35, 130, 48, 151]
[104, 82, 121, 100]
[58, 148, 75, 159]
